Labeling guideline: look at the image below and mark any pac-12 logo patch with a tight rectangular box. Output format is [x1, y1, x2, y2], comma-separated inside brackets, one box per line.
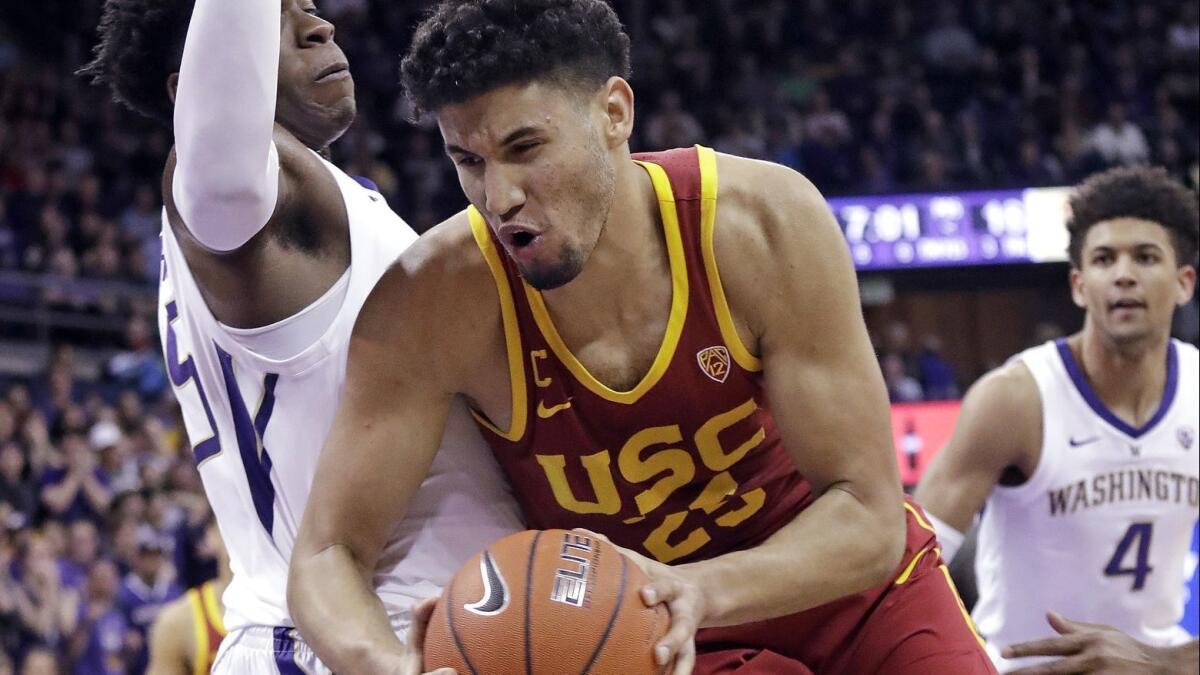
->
[696, 346, 731, 383]
[1179, 425, 1196, 451]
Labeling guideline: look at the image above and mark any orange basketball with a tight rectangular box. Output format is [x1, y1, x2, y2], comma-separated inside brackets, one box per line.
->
[424, 529, 670, 675]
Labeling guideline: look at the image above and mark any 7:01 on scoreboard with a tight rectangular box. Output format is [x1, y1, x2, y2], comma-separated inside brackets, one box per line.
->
[827, 186, 1072, 271]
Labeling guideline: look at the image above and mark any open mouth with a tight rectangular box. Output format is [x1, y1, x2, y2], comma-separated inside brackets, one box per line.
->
[499, 224, 542, 251]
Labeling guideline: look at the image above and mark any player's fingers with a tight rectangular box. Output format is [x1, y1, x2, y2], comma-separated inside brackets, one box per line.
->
[1046, 610, 1106, 635]
[655, 591, 701, 666]
[668, 638, 697, 675]
[1002, 634, 1087, 659]
[407, 597, 440, 649]
[1007, 654, 1100, 675]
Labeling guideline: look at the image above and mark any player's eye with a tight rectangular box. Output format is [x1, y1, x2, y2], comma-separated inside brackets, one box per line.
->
[455, 155, 482, 168]
[511, 141, 541, 157]
[1137, 252, 1160, 264]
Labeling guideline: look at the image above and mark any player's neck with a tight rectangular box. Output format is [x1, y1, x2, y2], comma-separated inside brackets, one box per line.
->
[1071, 328, 1171, 424]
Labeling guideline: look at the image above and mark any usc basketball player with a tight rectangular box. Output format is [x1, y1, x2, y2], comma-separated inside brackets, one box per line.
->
[146, 521, 229, 675]
[290, 1, 994, 673]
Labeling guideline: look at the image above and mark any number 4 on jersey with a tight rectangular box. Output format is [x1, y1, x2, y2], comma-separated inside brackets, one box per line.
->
[1105, 522, 1154, 591]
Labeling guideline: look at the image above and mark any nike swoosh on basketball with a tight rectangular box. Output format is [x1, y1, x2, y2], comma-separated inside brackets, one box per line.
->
[464, 551, 509, 616]
[537, 398, 573, 418]
[1069, 436, 1100, 447]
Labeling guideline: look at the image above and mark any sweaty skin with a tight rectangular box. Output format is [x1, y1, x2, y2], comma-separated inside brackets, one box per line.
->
[290, 78, 905, 673]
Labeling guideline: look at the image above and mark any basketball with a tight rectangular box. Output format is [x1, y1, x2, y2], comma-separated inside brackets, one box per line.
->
[424, 529, 669, 675]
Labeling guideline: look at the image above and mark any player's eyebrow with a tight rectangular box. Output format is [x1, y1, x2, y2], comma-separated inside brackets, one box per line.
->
[444, 126, 543, 157]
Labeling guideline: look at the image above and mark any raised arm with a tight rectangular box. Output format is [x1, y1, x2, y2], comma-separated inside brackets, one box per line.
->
[913, 362, 1041, 561]
[289, 227, 488, 673]
[171, 0, 283, 252]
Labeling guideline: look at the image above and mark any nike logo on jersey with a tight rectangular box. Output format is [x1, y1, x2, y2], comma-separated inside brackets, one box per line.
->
[464, 551, 509, 616]
[1069, 436, 1100, 447]
[537, 398, 573, 419]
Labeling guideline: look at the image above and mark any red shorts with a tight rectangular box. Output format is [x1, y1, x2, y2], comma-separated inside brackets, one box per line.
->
[693, 500, 995, 675]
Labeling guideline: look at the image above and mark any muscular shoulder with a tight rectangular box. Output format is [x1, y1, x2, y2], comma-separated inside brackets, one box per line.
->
[954, 359, 1043, 473]
[356, 211, 500, 383]
[709, 154, 855, 339]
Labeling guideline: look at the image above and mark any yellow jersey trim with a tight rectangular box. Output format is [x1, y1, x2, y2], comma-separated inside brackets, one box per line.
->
[905, 502, 936, 534]
[200, 582, 226, 636]
[697, 146, 762, 372]
[187, 589, 208, 675]
[522, 159, 689, 404]
[940, 563, 987, 647]
[468, 208, 529, 441]
[893, 545, 932, 585]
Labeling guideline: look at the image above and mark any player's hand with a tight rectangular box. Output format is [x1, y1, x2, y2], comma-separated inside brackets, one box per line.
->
[1004, 611, 1179, 674]
[396, 597, 457, 675]
[575, 529, 702, 675]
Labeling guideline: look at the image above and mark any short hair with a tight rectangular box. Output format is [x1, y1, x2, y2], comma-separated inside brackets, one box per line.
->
[77, 0, 196, 126]
[1067, 165, 1199, 267]
[401, 0, 632, 117]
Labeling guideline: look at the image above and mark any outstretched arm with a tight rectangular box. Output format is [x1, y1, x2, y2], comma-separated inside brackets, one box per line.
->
[172, 0, 283, 252]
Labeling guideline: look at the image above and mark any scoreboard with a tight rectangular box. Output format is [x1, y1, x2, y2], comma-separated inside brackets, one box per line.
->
[829, 187, 1073, 271]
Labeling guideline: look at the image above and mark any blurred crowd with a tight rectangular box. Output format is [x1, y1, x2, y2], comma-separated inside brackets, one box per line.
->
[1, 1, 1199, 670]
[1, 0, 1198, 286]
[0, 328, 215, 674]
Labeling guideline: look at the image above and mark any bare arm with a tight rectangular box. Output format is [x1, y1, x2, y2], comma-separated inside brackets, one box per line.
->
[913, 361, 1041, 556]
[145, 598, 193, 675]
[678, 160, 905, 627]
[289, 228, 489, 672]
[171, 0, 284, 252]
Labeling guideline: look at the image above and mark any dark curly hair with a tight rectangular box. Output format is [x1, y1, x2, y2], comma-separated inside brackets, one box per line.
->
[401, 0, 632, 117]
[1067, 166, 1199, 268]
[77, 0, 196, 127]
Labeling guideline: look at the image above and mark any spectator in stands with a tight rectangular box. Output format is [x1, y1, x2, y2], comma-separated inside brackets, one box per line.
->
[70, 558, 131, 675]
[39, 433, 111, 524]
[59, 520, 100, 592]
[917, 334, 959, 400]
[12, 533, 77, 652]
[1087, 101, 1151, 166]
[0, 441, 35, 530]
[883, 353, 924, 402]
[17, 648, 59, 675]
[105, 316, 167, 403]
[116, 527, 180, 673]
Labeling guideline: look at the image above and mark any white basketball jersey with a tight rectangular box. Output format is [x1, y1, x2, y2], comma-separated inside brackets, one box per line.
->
[157, 155, 523, 634]
[974, 339, 1199, 672]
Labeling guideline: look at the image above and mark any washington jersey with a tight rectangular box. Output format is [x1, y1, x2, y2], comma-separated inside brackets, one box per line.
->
[974, 339, 1199, 671]
[467, 145, 812, 565]
[158, 153, 523, 634]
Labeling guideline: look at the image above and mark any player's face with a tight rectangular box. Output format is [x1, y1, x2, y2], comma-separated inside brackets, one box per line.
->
[275, 0, 356, 149]
[1071, 218, 1197, 346]
[438, 81, 621, 290]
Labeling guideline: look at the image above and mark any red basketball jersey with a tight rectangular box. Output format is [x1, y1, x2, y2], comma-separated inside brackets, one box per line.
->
[468, 146, 812, 564]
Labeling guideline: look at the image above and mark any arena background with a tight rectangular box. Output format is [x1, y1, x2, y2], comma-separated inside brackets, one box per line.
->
[0, 0, 1197, 671]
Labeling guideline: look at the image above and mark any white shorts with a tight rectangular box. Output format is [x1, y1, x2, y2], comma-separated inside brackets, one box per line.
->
[212, 625, 332, 675]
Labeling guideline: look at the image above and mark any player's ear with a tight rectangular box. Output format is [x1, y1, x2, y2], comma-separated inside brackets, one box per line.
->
[596, 76, 634, 149]
[1069, 267, 1086, 309]
[1175, 264, 1197, 306]
[166, 72, 180, 105]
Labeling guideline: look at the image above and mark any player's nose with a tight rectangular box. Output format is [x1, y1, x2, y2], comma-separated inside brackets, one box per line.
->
[300, 14, 335, 45]
[484, 168, 526, 220]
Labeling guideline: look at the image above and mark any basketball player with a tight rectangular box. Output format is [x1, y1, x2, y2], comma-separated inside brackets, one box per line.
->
[289, 1, 994, 673]
[145, 520, 229, 675]
[80, 0, 521, 671]
[915, 166, 1199, 673]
